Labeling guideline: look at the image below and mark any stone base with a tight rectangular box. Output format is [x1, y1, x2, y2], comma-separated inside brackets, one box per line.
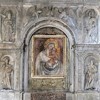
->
[75, 93, 100, 100]
[31, 92, 66, 100]
[23, 92, 100, 100]
[0, 91, 22, 100]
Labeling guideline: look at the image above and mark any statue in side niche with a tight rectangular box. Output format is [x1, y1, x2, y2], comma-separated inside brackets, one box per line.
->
[1, 56, 13, 89]
[1, 10, 15, 42]
[85, 60, 98, 90]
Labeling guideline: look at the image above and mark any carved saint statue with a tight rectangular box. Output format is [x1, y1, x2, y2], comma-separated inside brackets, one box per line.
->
[2, 10, 14, 42]
[1, 56, 13, 89]
[36, 39, 62, 75]
[84, 9, 98, 43]
[85, 60, 98, 90]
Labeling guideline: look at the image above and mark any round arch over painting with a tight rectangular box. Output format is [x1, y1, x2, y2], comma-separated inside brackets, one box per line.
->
[23, 17, 75, 92]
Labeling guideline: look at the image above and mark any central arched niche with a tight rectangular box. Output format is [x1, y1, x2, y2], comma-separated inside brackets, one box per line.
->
[27, 27, 74, 92]
[23, 18, 75, 92]
[30, 27, 68, 76]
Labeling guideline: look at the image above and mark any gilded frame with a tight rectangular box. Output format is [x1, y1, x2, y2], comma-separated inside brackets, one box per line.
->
[31, 35, 67, 78]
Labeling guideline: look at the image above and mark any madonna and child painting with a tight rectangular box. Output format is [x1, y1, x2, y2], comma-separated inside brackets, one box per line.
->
[32, 35, 66, 77]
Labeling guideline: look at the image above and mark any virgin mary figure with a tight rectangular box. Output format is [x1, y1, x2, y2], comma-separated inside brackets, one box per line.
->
[35, 38, 62, 75]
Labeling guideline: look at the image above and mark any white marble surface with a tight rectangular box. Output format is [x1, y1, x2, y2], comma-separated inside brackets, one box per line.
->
[0, 1, 100, 100]
[0, 91, 14, 100]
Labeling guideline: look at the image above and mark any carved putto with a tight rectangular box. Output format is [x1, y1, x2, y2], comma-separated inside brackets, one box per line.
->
[59, 7, 77, 28]
[26, 6, 78, 30]
[27, 5, 42, 22]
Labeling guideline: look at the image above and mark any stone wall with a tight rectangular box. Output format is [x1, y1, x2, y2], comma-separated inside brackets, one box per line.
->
[0, 0, 100, 100]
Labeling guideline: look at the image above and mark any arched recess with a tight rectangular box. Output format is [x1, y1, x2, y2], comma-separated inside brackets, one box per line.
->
[22, 17, 75, 92]
[82, 52, 100, 91]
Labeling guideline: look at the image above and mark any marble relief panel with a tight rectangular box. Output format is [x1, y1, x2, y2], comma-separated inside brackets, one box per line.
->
[76, 54, 99, 92]
[0, 6, 22, 46]
[0, 55, 14, 90]
[75, 45, 100, 92]
[24, 5, 82, 36]
[0, 7, 16, 43]
[30, 78, 66, 90]
[23, 5, 100, 44]
[83, 8, 98, 44]
[0, 50, 21, 91]
[84, 56, 98, 90]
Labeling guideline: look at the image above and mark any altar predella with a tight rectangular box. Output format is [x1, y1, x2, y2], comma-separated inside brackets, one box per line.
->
[0, 0, 100, 100]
